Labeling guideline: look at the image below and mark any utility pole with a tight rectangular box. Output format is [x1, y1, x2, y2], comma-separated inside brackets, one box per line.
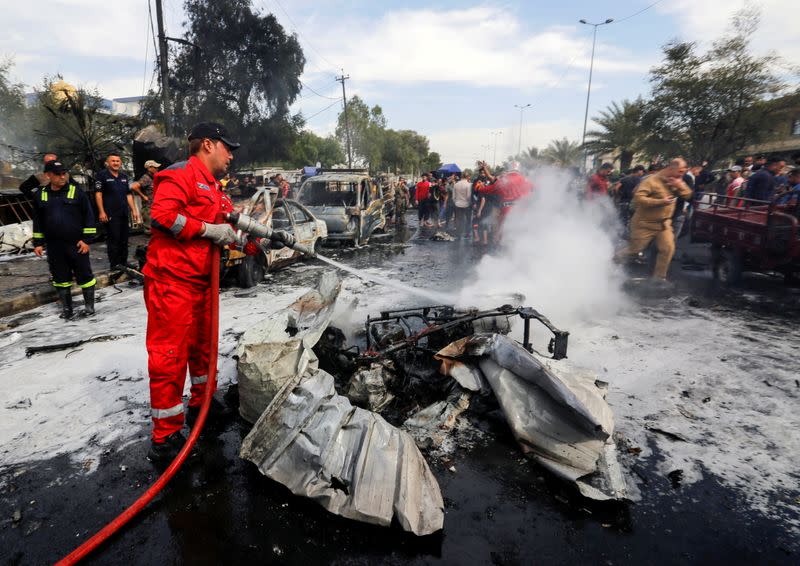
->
[579, 18, 613, 172]
[491, 131, 502, 169]
[154, 0, 173, 136]
[336, 71, 352, 168]
[514, 104, 531, 156]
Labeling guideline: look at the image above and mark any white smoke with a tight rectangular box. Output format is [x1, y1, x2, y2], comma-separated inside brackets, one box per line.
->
[458, 167, 628, 328]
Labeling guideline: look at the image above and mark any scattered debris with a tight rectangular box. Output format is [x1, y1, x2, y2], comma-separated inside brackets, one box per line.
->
[12, 509, 22, 523]
[402, 389, 471, 449]
[347, 362, 395, 412]
[645, 425, 689, 442]
[429, 231, 454, 241]
[448, 466, 456, 473]
[240, 370, 444, 536]
[5, 398, 31, 410]
[25, 334, 134, 358]
[434, 334, 627, 501]
[236, 272, 341, 422]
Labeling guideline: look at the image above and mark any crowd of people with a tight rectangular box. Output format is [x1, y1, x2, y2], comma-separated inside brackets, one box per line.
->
[394, 161, 532, 245]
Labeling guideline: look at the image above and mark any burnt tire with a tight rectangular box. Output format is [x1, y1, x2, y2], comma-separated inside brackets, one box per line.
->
[712, 248, 743, 287]
[238, 254, 266, 288]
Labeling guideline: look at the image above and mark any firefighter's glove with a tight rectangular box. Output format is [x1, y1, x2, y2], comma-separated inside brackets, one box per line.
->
[271, 230, 295, 248]
[201, 222, 238, 246]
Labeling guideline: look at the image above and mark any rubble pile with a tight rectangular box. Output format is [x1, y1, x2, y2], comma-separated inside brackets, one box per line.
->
[236, 273, 628, 536]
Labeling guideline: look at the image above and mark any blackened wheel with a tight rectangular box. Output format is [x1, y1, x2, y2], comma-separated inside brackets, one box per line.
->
[238, 253, 266, 288]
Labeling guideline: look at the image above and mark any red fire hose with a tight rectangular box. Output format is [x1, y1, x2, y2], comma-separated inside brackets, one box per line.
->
[55, 244, 222, 565]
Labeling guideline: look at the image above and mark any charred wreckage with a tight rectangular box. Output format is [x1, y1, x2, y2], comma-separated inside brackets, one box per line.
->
[236, 272, 628, 536]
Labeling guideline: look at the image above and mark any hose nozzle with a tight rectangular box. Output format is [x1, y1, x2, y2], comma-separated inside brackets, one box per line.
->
[226, 212, 316, 257]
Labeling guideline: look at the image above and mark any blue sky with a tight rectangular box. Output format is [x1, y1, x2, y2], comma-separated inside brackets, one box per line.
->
[4, 0, 797, 166]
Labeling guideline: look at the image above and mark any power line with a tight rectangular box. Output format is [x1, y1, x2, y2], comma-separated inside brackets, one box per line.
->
[299, 79, 339, 100]
[141, 3, 151, 97]
[270, 0, 339, 73]
[614, 0, 665, 23]
[303, 99, 341, 121]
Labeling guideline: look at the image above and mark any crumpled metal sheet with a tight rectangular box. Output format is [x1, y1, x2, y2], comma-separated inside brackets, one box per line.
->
[240, 370, 444, 536]
[437, 334, 627, 500]
[347, 362, 395, 412]
[236, 272, 341, 423]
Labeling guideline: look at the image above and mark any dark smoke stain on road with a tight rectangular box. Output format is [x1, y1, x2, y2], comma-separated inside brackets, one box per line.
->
[0, 412, 796, 565]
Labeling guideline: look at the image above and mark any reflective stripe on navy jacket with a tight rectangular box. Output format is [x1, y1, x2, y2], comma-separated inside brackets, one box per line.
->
[32, 183, 97, 246]
[143, 156, 232, 288]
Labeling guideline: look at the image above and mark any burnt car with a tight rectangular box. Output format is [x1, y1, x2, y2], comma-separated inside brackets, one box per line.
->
[226, 187, 327, 287]
[295, 172, 388, 246]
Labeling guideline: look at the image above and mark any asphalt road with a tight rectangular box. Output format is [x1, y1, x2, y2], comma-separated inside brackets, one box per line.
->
[1, 214, 798, 565]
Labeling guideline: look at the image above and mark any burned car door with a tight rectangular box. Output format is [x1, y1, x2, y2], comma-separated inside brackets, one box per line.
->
[360, 180, 387, 241]
[286, 201, 315, 245]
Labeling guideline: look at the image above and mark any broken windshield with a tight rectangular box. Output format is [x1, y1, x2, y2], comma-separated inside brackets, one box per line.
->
[299, 180, 359, 207]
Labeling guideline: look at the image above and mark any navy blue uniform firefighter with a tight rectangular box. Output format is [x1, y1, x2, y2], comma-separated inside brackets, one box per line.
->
[32, 161, 98, 318]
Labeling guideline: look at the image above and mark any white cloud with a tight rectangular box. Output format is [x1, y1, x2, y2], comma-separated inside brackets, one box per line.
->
[657, 0, 800, 62]
[302, 6, 645, 89]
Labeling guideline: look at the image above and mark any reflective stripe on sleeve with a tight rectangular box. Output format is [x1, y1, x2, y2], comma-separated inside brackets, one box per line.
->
[170, 214, 187, 236]
[83, 227, 97, 234]
[190, 375, 208, 385]
[151, 403, 184, 419]
[67, 185, 76, 199]
[41, 191, 48, 202]
[33, 232, 44, 238]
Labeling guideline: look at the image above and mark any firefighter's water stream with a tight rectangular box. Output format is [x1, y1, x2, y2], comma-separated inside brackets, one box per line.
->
[314, 251, 452, 304]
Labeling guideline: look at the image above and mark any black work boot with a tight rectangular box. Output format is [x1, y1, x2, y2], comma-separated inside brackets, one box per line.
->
[147, 431, 187, 464]
[56, 288, 73, 319]
[186, 396, 232, 431]
[80, 286, 96, 317]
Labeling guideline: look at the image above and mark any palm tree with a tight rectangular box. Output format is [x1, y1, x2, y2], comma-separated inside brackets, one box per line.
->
[542, 138, 582, 167]
[583, 98, 645, 172]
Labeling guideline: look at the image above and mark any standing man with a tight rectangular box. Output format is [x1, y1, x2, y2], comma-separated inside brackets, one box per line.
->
[745, 157, 785, 202]
[415, 173, 432, 227]
[452, 173, 472, 239]
[19, 153, 59, 199]
[393, 177, 410, 225]
[612, 165, 645, 231]
[130, 159, 161, 228]
[586, 163, 614, 199]
[615, 158, 693, 282]
[32, 161, 97, 318]
[142, 122, 294, 462]
[95, 152, 141, 269]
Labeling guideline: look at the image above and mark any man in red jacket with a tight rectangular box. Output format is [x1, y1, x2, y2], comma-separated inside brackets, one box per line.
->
[143, 122, 243, 463]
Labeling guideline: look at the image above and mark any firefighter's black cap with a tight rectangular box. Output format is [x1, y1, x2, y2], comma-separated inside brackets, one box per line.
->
[188, 122, 240, 150]
[44, 161, 68, 174]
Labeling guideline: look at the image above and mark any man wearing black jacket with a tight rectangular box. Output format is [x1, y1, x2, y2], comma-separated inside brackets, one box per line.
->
[32, 161, 98, 318]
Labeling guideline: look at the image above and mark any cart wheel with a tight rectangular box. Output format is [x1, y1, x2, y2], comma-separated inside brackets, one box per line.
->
[712, 248, 743, 287]
[238, 254, 266, 288]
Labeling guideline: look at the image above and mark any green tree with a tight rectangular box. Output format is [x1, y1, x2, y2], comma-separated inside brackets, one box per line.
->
[584, 99, 645, 171]
[145, 0, 306, 165]
[0, 58, 33, 167]
[335, 95, 386, 168]
[642, 8, 790, 165]
[33, 77, 139, 171]
[542, 138, 582, 167]
[286, 130, 345, 167]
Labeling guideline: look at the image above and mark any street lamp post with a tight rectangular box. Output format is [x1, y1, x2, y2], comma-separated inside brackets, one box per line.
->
[579, 17, 613, 172]
[491, 131, 503, 169]
[514, 103, 531, 157]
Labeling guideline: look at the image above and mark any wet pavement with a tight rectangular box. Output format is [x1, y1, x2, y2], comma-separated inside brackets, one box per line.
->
[1, 214, 799, 565]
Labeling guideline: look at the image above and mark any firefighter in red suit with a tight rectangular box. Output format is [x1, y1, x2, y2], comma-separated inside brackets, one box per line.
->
[142, 122, 290, 463]
[476, 169, 533, 237]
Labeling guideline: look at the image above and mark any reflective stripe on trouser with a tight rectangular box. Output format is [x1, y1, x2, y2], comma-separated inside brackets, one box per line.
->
[45, 240, 95, 288]
[145, 276, 216, 442]
[616, 218, 675, 279]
